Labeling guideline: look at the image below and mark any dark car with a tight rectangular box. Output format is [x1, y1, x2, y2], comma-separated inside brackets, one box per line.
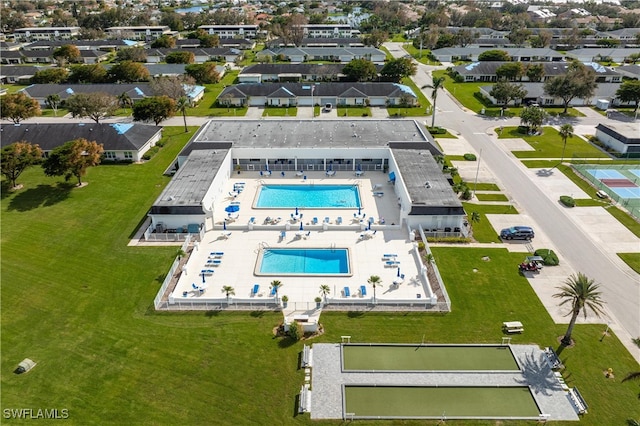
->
[500, 226, 534, 240]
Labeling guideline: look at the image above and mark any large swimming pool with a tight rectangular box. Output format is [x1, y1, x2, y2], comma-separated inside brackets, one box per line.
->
[255, 185, 361, 208]
[256, 248, 351, 276]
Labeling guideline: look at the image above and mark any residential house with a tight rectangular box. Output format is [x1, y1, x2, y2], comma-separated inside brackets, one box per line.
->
[595, 123, 640, 156]
[0, 123, 163, 162]
[239, 63, 383, 83]
[197, 25, 260, 39]
[566, 48, 640, 63]
[216, 82, 417, 107]
[452, 61, 622, 83]
[0, 65, 52, 84]
[106, 26, 173, 41]
[13, 27, 80, 41]
[266, 37, 364, 49]
[479, 82, 628, 107]
[301, 24, 359, 38]
[23, 39, 141, 51]
[615, 64, 640, 79]
[430, 47, 564, 63]
[145, 48, 241, 64]
[259, 47, 386, 64]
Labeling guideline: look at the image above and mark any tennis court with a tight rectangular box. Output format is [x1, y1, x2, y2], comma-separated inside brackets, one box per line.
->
[344, 385, 541, 418]
[586, 169, 627, 180]
[342, 344, 519, 371]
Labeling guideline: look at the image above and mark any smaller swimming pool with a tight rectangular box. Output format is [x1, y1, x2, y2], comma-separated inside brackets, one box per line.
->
[256, 248, 351, 276]
[255, 185, 361, 208]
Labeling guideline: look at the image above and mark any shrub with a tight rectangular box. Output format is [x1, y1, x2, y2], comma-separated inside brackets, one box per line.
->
[142, 146, 160, 160]
[461, 187, 472, 200]
[535, 249, 559, 266]
[426, 236, 471, 243]
[362, 112, 368, 117]
[453, 74, 464, 83]
[427, 126, 447, 134]
[417, 241, 425, 251]
[288, 320, 303, 341]
[559, 195, 575, 207]
[463, 153, 477, 161]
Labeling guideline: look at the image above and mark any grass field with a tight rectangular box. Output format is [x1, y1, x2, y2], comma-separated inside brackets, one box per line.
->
[343, 345, 518, 370]
[1, 129, 639, 425]
[336, 106, 371, 117]
[475, 193, 509, 202]
[345, 386, 540, 417]
[462, 202, 518, 243]
[499, 126, 609, 159]
[263, 106, 297, 117]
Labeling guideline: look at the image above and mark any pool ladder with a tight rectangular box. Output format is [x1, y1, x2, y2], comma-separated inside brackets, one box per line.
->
[255, 241, 270, 253]
[330, 242, 336, 252]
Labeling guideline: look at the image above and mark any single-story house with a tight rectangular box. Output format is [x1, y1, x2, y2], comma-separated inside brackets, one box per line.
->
[430, 47, 565, 63]
[0, 65, 51, 83]
[565, 48, 640, 63]
[595, 123, 640, 156]
[0, 122, 163, 162]
[20, 82, 206, 106]
[258, 47, 386, 64]
[266, 37, 364, 49]
[238, 63, 382, 83]
[216, 82, 417, 107]
[145, 48, 241, 64]
[23, 39, 141, 51]
[0, 50, 25, 64]
[615, 64, 640, 79]
[13, 49, 110, 64]
[479, 82, 630, 107]
[452, 61, 622, 83]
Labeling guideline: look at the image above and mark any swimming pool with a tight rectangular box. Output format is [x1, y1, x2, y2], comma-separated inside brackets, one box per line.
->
[255, 185, 361, 208]
[256, 248, 351, 276]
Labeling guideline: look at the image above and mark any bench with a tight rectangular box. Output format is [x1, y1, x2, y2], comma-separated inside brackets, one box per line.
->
[544, 346, 563, 370]
[503, 321, 524, 333]
[301, 344, 312, 368]
[251, 284, 260, 296]
[298, 384, 311, 413]
[569, 387, 588, 414]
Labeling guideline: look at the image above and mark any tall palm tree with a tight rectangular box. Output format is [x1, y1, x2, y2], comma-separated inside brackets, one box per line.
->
[367, 275, 382, 303]
[118, 92, 132, 115]
[270, 280, 282, 301]
[221, 285, 235, 303]
[319, 284, 330, 303]
[558, 123, 574, 164]
[553, 272, 606, 346]
[422, 76, 446, 128]
[176, 96, 190, 133]
[622, 338, 640, 386]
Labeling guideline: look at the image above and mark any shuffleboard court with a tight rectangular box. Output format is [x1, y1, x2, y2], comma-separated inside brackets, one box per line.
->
[342, 344, 519, 371]
[344, 386, 541, 418]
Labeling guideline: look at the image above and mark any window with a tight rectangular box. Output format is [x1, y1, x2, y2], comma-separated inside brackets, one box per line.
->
[105, 151, 116, 159]
[124, 152, 133, 159]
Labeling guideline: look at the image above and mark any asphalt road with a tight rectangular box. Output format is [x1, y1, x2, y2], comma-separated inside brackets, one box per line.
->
[385, 42, 639, 341]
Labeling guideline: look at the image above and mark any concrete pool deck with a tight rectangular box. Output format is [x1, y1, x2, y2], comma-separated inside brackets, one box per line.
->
[169, 172, 433, 309]
[310, 343, 579, 421]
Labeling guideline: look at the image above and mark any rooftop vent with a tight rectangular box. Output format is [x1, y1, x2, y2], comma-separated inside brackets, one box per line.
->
[425, 181, 432, 188]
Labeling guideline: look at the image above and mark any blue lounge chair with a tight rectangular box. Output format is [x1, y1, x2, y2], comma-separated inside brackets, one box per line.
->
[312, 217, 318, 225]
[201, 269, 215, 276]
[382, 253, 397, 258]
[324, 217, 330, 223]
[210, 252, 224, 257]
[270, 286, 277, 296]
[385, 261, 400, 267]
[252, 284, 259, 296]
[206, 259, 222, 266]
[192, 283, 199, 290]
[281, 171, 285, 177]
[360, 285, 367, 296]
[249, 217, 255, 224]
[336, 217, 342, 225]
[343, 287, 351, 297]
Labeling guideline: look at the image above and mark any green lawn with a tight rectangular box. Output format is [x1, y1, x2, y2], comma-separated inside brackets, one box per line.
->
[186, 71, 243, 117]
[1, 132, 639, 425]
[618, 253, 640, 274]
[387, 77, 431, 117]
[499, 126, 608, 159]
[433, 129, 457, 138]
[0, 84, 29, 94]
[402, 43, 440, 65]
[462, 202, 518, 243]
[336, 106, 371, 117]
[475, 193, 509, 202]
[473, 182, 501, 191]
[263, 106, 297, 117]
[431, 70, 584, 118]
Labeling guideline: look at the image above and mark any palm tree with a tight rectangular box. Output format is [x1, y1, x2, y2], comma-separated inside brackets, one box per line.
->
[319, 284, 330, 303]
[558, 123, 574, 164]
[422, 76, 446, 128]
[622, 338, 640, 386]
[118, 92, 132, 115]
[221, 285, 235, 302]
[367, 275, 382, 303]
[470, 211, 481, 223]
[270, 280, 282, 301]
[553, 272, 606, 346]
[176, 96, 190, 133]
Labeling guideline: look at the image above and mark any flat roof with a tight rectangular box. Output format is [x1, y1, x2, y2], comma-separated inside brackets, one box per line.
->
[152, 149, 228, 212]
[188, 120, 431, 149]
[392, 149, 463, 215]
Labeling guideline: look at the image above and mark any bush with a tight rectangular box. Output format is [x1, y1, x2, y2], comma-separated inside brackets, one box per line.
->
[426, 236, 471, 243]
[142, 146, 160, 160]
[417, 241, 425, 251]
[463, 153, 477, 161]
[559, 195, 575, 207]
[461, 188, 472, 200]
[427, 126, 447, 135]
[453, 74, 464, 83]
[288, 321, 303, 341]
[535, 249, 559, 266]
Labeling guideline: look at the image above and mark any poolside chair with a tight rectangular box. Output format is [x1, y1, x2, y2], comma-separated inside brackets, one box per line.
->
[206, 259, 222, 266]
[343, 287, 351, 297]
[252, 284, 260, 296]
[281, 171, 285, 177]
[221, 231, 232, 239]
[304, 231, 311, 239]
[373, 192, 384, 197]
[280, 231, 286, 240]
[270, 286, 277, 297]
[324, 217, 330, 224]
[336, 217, 343, 225]
[360, 285, 367, 297]
[312, 217, 318, 225]
[296, 170, 304, 177]
[249, 217, 255, 224]
[192, 283, 199, 290]
[372, 183, 383, 190]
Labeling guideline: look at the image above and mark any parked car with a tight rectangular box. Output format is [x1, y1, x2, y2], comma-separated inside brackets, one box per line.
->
[500, 226, 534, 240]
[323, 103, 332, 112]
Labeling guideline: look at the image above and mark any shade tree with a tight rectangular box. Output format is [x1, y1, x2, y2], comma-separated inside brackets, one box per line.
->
[1, 141, 43, 188]
[132, 96, 176, 126]
[65, 92, 118, 124]
[42, 138, 104, 186]
[0, 92, 41, 123]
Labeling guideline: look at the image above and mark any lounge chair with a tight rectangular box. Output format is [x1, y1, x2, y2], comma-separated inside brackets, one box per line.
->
[324, 217, 330, 224]
[312, 217, 318, 225]
[280, 231, 286, 239]
[355, 170, 365, 177]
[192, 283, 199, 290]
[360, 285, 367, 296]
[296, 171, 304, 177]
[373, 191, 384, 197]
[385, 261, 400, 267]
[210, 252, 224, 257]
[336, 217, 342, 225]
[252, 284, 260, 296]
[206, 259, 222, 266]
[221, 231, 232, 239]
[281, 171, 285, 177]
[343, 287, 351, 297]
[304, 231, 311, 239]
[325, 170, 336, 177]
[382, 253, 397, 259]
[249, 217, 255, 224]
[201, 269, 215, 276]
[372, 183, 383, 190]
[270, 286, 277, 296]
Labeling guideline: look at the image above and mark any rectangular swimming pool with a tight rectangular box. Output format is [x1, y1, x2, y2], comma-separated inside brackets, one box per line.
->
[344, 385, 541, 419]
[255, 185, 361, 208]
[342, 344, 520, 371]
[256, 248, 351, 276]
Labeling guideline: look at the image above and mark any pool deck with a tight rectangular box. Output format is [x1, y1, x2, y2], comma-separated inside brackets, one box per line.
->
[310, 343, 579, 420]
[170, 173, 431, 309]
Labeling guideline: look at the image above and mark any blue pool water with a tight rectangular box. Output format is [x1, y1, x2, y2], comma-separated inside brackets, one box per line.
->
[256, 185, 361, 208]
[259, 248, 350, 275]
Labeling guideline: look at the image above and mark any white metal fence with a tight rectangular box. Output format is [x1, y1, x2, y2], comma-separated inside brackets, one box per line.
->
[153, 236, 191, 309]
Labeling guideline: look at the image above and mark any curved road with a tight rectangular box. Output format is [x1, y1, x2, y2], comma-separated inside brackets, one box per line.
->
[385, 42, 639, 346]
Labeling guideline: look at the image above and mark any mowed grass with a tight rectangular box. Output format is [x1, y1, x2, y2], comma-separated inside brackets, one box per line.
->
[499, 126, 608, 159]
[475, 193, 509, 202]
[337, 106, 371, 117]
[263, 106, 297, 117]
[1, 133, 639, 425]
[462, 202, 518, 243]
